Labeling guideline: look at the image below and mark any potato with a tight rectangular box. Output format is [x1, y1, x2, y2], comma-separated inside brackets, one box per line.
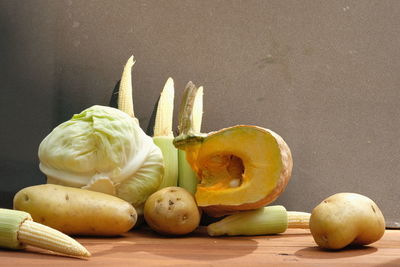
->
[13, 184, 137, 236]
[309, 192, 385, 250]
[144, 187, 201, 235]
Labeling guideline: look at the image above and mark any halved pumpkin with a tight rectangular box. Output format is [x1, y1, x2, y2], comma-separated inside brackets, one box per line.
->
[174, 84, 293, 217]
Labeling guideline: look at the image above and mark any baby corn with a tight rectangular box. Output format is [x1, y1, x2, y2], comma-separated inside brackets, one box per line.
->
[0, 208, 90, 257]
[118, 55, 136, 118]
[207, 205, 310, 236]
[153, 78, 178, 188]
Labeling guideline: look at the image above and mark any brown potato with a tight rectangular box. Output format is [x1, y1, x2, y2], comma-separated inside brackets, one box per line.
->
[14, 184, 137, 236]
[309, 192, 385, 250]
[144, 187, 201, 235]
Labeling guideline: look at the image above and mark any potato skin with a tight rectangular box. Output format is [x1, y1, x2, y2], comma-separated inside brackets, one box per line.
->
[144, 187, 201, 235]
[13, 184, 137, 236]
[309, 192, 385, 250]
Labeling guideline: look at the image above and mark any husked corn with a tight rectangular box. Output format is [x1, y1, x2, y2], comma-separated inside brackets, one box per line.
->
[118, 55, 136, 118]
[0, 208, 90, 257]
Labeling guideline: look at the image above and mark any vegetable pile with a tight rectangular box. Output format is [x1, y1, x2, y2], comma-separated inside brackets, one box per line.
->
[0, 55, 386, 258]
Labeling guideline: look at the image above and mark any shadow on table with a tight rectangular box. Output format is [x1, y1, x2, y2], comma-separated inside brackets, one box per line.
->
[295, 245, 377, 259]
[92, 226, 258, 261]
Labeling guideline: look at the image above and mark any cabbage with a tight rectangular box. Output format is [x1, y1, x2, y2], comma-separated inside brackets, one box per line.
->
[38, 105, 164, 214]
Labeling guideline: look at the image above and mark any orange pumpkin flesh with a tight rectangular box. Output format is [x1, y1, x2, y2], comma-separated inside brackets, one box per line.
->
[183, 125, 293, 217]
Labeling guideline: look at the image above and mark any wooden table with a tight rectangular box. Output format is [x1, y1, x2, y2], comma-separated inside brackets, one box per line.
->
[1, 227, 399, 266]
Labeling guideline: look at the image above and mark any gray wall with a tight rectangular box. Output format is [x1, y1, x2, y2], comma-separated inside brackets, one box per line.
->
[1, 1, 399, 223]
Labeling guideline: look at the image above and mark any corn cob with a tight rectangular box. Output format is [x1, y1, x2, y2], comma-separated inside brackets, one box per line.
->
[118, 55, 136, 118]
[192, 86, 203, 133]
[287, 211, 312, 229]
[153, 77, 179, 188]
[207, 205, 310, 236]
[0, 208, 90, 257]
[177, 82, 204, 194]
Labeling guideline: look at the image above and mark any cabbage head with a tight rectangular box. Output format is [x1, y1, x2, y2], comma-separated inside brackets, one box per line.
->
[38, 105, 164, 214]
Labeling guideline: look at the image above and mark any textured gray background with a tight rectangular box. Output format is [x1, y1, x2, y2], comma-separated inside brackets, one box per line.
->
[0, 0, 399, 222]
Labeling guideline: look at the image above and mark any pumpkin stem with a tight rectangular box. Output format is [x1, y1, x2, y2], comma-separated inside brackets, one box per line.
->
[174, 81, 206, 149]
[177, 81, 198, 136]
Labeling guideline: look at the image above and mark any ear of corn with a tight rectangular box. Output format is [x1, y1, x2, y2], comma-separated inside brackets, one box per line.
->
[154, 78, 175, 138]
[207, 206, 311, 236]
[153, 78, 179, 188]
[207, 205, 288, 236]
[0, 208, 90, 257]
[177, 83, 204, 194]
[18, 220, 91, 257]
[118, 55, 136, 118]
[192, 86, 203, 133]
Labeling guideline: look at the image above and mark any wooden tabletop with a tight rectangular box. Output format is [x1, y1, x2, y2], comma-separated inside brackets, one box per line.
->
[1, 227, 399, 266]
